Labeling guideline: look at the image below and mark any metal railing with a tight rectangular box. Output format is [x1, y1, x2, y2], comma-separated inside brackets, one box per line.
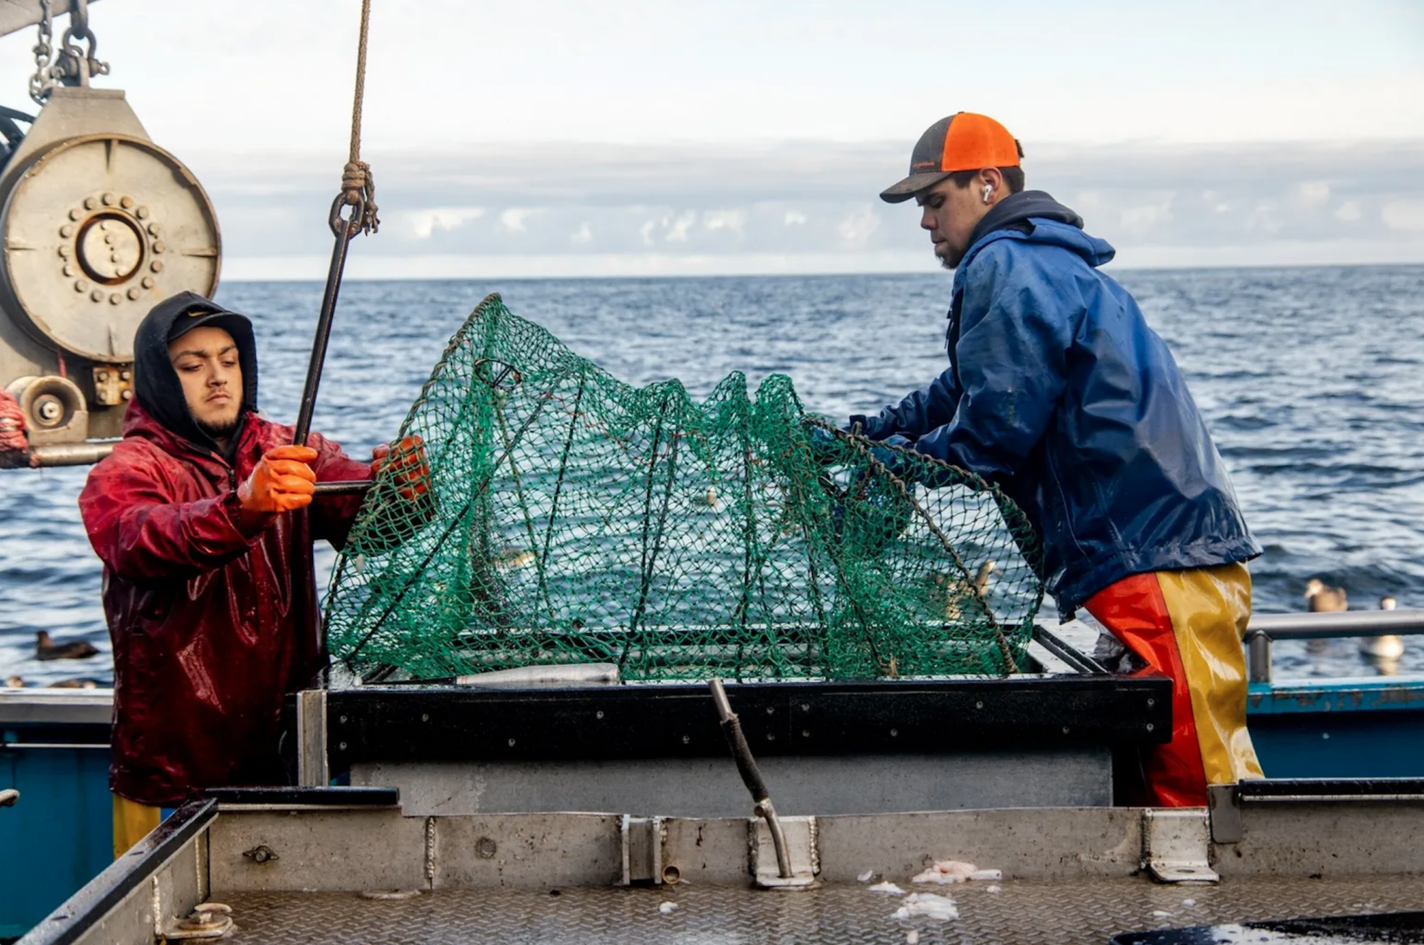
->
[1246, 609, 1424, 682]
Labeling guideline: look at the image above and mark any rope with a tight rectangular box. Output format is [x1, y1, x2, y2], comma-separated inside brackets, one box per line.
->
[338, 0, 379, 237]
[0, 391, 32, 467]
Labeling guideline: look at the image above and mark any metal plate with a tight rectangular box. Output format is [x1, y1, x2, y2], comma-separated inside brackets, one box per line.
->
[2, 133, 219, 362]
[221, 876, 1424, 945]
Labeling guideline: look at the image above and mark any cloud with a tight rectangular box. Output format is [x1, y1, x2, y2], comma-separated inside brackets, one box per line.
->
[1381, 200, 1424, 231]
[836, 206, 881, 247]
[183, 138, 1424, 278]
[1296, 181, 1331, 206]
[664, 211, 697, 243]
[405, 206, 485, 239]
[500, 208, 537, 232]
[703, 210, 747, 234]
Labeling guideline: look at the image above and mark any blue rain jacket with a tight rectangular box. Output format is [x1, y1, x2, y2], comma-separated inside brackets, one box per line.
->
[852, 191, 1259, 615]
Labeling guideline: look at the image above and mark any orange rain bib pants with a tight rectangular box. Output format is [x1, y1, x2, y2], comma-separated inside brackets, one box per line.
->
[1084, 561, 1264, 807]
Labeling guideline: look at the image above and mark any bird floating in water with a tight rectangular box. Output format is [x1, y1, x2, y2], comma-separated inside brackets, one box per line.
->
[47, 679, 101, 689]
[1361, 595, 1404, 661]
[929, 561, 996, 621]
[4, 675, 22, 688]
[35, 631, 99, 661]
[1303, 578, 1347, 613]
[698, 485, 720, 509]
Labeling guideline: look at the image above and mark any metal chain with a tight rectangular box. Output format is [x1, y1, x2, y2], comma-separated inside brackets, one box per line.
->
[30, 0, 111, 104]
[28, 0, 55, 104]
[806, 416, 1020, 674]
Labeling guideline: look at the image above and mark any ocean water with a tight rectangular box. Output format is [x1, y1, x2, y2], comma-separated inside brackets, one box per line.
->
[3, 266, 1422, 686]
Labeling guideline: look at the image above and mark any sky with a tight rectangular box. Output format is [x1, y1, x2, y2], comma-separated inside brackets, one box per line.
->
[2, 0, 1422, 279]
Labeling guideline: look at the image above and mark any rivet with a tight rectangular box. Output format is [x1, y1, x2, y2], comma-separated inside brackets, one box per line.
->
[889, 728, 898, 737]
[338, 741, 347, 751]
[109, 293, 121, 304]
[90, 289, 103, 302]
[153, 241, 166, 253]
[766, 706, 774, 715]
[141, 276, 154, 289]
[1062, 726, 1070, 735]
[1147, 698, 1155, 707]
[99, 220, 109, 231]
[97, 370, 109, 381]
[110, 254, 121, 263]
[151, 260, 164, 272]
[475, 837, 497, 859]
[420, 713, 429, 722]
[68, 208, 82, 221]
[508, 738, 516, 747]
[74, 280, 88, 292]
[121, 196, 135, 209]
[682, 735, 690, 744]
[766, 732, 775, 741]
[595, 710, 604, 720]
[800, 704, 810, 712]
[119, 371, 131, 380]
[59, 224, 74, 237]
[975, 700, 984, 709]
[801, 729, 810, 737]
[1146, 723, 1155, 732]
[101, 192, 115, 206]
[57, 246, 71, 258]
[147, 223, 161, 236]
[136, 206, 150, 219]
[62, 264, 74, 277]
[121, 390, 132, 401]
[127, 287, 141, 300]
[84, 197, 97, 210]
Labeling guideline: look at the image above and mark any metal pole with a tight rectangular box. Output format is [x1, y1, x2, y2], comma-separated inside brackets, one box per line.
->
[1247, 631, 1272, 684]
[292, 198, 362, 447]
[708, 678, 793, 879]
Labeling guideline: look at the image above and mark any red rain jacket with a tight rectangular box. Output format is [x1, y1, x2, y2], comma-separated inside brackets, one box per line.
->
[79, 402, 370, 806]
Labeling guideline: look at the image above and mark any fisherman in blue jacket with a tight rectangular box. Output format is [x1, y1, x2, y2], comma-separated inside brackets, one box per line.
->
[857, 112, 1264, 807]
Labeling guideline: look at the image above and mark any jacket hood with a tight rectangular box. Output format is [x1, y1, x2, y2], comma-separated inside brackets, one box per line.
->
[132, 292, 258, 455]
[964, 190, 1115, 269]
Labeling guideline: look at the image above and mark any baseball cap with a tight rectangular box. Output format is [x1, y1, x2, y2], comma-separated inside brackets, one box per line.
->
[166, 305, 251, 344]
[880, 112, 1023, 204]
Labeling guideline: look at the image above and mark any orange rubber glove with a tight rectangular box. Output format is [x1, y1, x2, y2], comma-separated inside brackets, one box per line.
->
[371, 435, 430, 502]
[237, 445, 318, 514]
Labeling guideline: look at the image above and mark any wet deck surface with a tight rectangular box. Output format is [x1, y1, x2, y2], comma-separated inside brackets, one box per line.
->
[221, 874, 1424, 944]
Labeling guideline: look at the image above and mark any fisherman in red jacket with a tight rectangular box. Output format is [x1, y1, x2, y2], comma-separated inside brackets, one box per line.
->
[79, 291, 427, 856]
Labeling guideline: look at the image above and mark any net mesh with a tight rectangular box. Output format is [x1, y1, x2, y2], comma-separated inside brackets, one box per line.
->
[325, 294, 1044, 682]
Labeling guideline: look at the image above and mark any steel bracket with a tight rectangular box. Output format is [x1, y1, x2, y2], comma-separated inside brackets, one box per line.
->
[1142, 808, 1218, 883]
[749, 815, 819, 888]
[1207, 782, 1243, 843]
[619, 815, 668, 886]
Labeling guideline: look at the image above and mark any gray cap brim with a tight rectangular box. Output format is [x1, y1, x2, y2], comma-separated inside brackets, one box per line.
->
[879, 170, 953, 204]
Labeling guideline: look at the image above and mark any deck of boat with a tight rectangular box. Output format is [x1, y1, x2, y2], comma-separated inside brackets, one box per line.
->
[219, 875, 1424, 945]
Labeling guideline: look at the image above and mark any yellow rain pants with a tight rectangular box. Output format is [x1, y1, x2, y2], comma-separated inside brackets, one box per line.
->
[112, 793, 162, 859]
[1084, 562, 1264, 807]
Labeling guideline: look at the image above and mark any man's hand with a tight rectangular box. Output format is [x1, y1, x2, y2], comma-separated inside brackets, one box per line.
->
[372, 435, 431, 502]
[237, 445, 318, 514]
[869, 434, 916, 481]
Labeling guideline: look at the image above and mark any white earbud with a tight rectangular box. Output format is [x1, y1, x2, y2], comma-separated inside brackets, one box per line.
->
[982, 184, 993, 204]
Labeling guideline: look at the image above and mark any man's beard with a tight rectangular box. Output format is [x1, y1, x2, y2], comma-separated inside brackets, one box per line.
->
[197, 413, 241, 441]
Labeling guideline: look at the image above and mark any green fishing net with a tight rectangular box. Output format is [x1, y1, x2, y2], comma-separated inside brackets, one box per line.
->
[324, 293, 1044, 682]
